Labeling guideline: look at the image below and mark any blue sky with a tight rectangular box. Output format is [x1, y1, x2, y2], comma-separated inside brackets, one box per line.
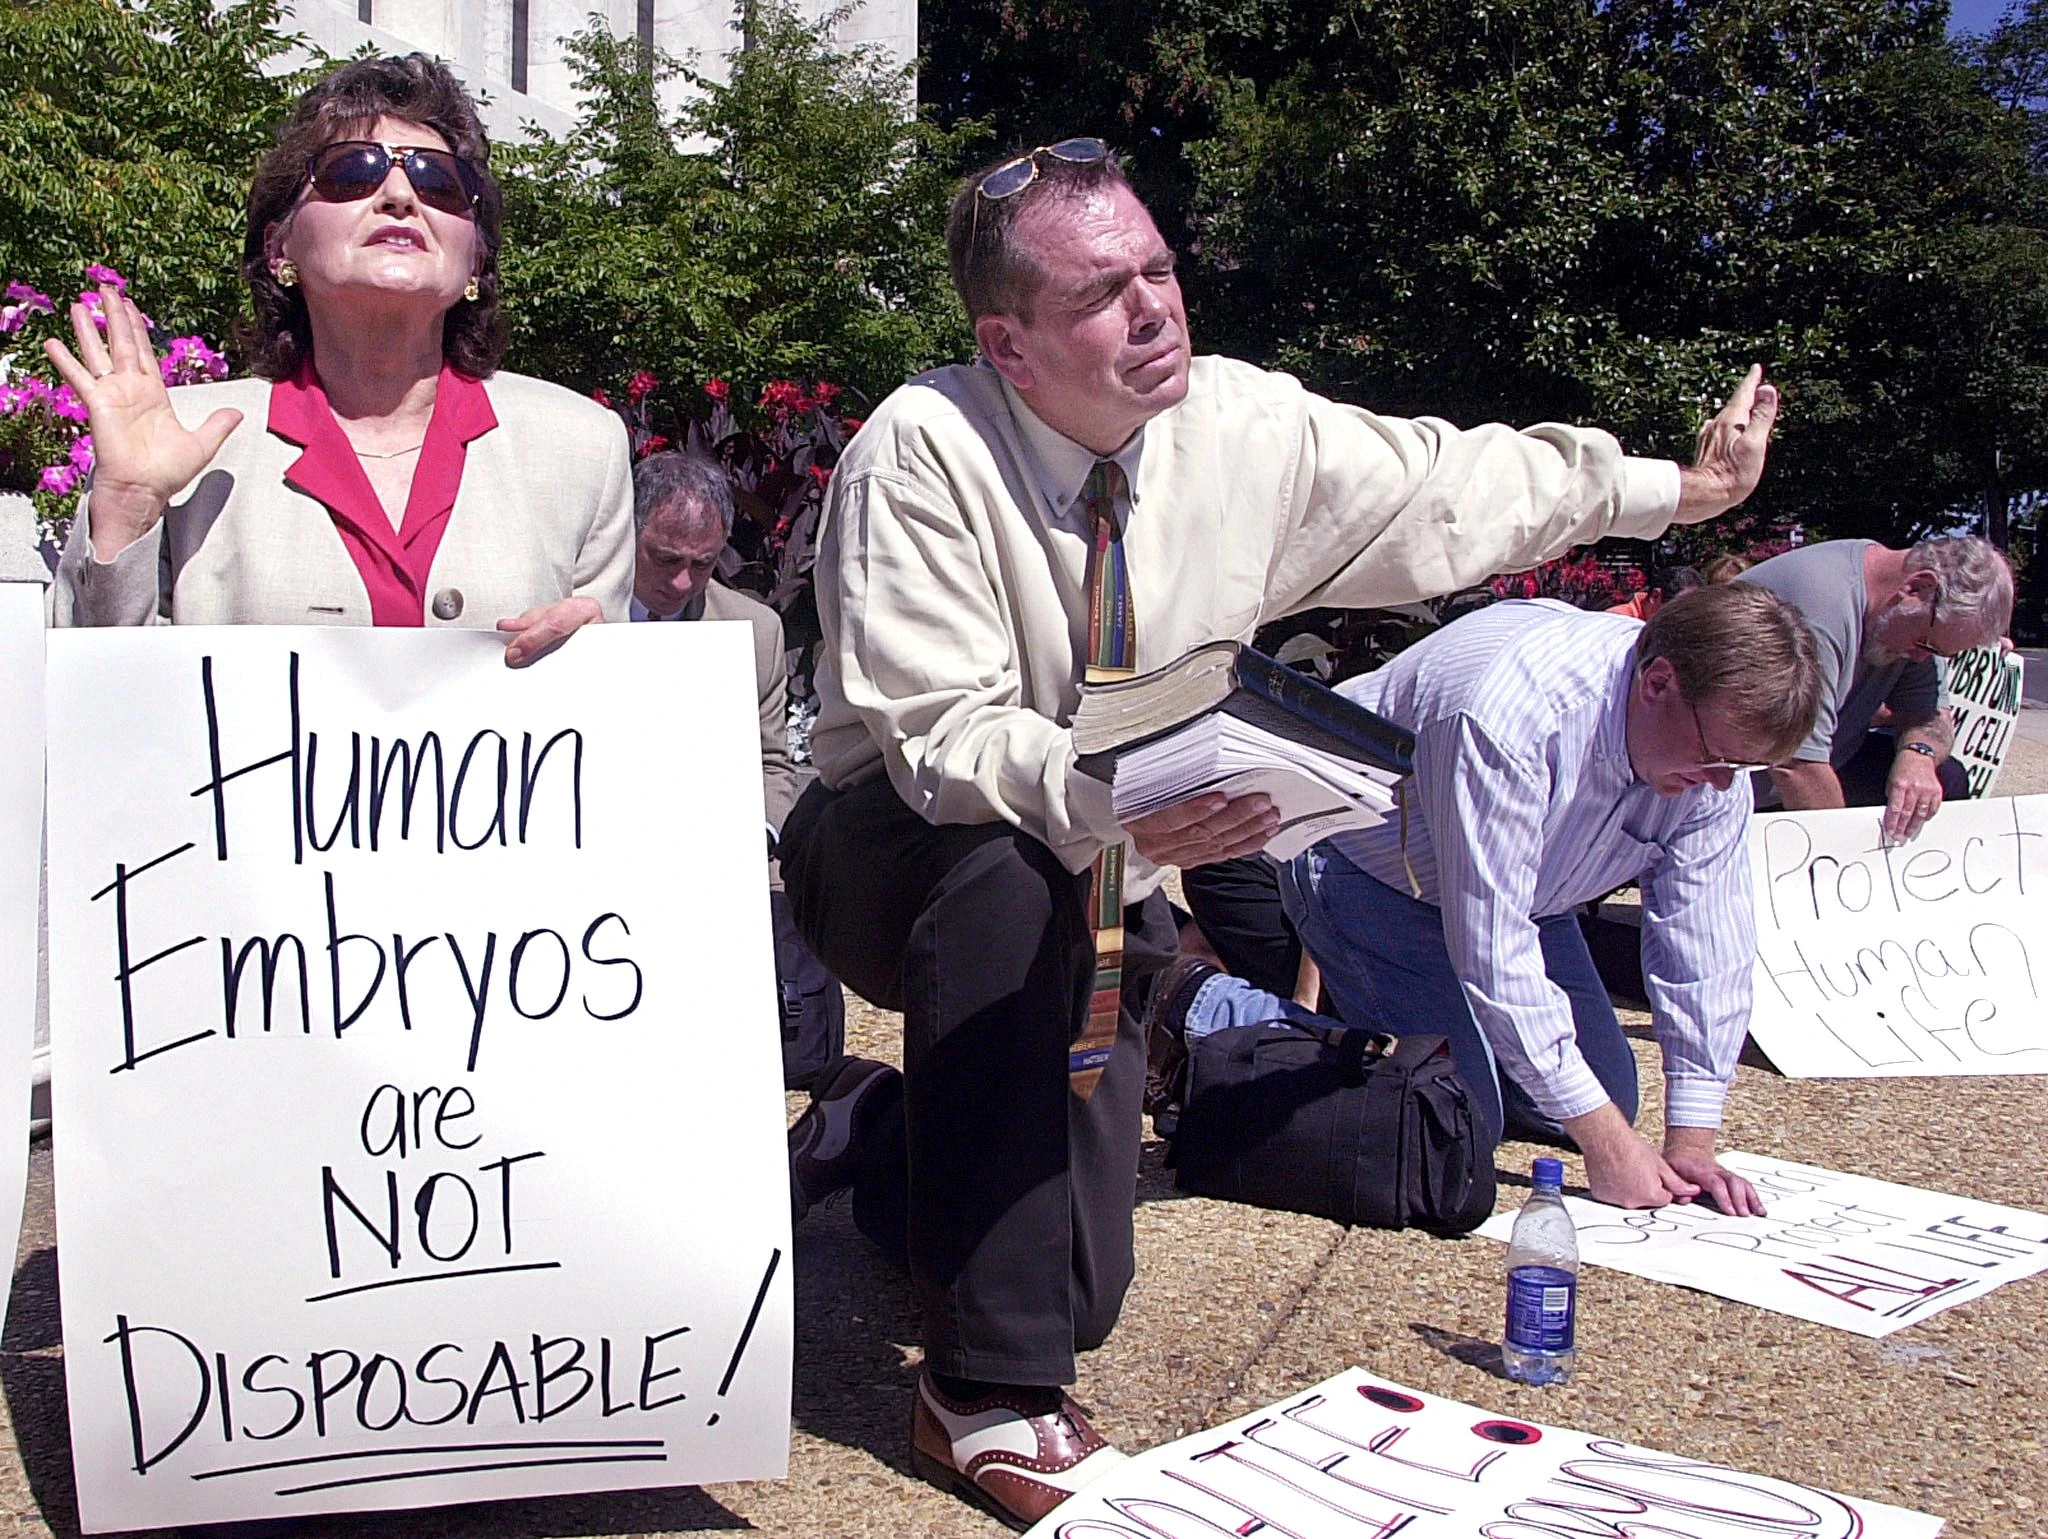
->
[1949, 0, 2022, 35]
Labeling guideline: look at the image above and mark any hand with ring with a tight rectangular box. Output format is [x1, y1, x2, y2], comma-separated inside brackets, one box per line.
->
[43, 282, 244, 561]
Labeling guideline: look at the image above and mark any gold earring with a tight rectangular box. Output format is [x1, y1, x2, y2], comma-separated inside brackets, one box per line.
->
[274, 259, 298, 288]
[464, 277, 480, 303]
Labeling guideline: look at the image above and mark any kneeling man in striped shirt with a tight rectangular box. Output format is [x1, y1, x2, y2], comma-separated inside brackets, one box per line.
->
[1160, 583, 1822, 1215]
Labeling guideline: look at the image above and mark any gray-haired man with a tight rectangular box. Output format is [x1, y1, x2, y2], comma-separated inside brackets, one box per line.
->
[631, 452, 799, 839]
[1742, 536, 2014, 844]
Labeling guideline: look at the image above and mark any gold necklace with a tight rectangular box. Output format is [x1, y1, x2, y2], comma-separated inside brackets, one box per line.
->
[352, 441, 425, 460]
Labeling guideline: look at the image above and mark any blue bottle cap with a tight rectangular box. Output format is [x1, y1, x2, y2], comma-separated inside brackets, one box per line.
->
[1532, 1157, 1565, 1187]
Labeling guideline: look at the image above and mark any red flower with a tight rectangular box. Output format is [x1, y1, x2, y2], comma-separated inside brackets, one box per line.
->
[638, 434, 672, 458]
[759, 379, 806, 415]
[813, 380, 841, 405]
[841, 416, 864, 435]
[627, 370, 660, 403]
[808, 463, 832, 487]
[591, 388, 613, 408]
[704, 377, 729, 403]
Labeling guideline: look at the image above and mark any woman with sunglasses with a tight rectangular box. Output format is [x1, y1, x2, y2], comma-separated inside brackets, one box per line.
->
[48, 54, 632, 660]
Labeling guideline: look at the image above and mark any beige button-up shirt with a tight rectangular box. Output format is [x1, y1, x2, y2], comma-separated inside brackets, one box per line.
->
[812, 354, 1681, 897]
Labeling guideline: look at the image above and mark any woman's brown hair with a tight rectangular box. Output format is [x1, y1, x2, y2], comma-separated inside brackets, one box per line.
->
[239, 54, 505, 380]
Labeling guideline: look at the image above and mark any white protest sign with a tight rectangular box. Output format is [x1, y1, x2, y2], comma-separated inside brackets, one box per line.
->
[1477, 1152, 2048, 1337]
[1745, 796, 2048, 1078]
[1939, 645, 2024, 797]
[45, 624, 791, 1532]
[1026, 1368, 1941, 1539]
[0, 585, 43, 1316]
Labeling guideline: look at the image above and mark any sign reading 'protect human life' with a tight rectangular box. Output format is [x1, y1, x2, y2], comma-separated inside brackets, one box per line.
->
[45, 624, 791, 1532]
[1744, 795, 2048, 1078]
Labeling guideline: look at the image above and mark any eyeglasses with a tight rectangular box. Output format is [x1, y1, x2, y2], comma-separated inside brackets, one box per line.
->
[1688, 699, 1773, 775]
[305, 141, 482, 218]
[977, 138, 1110, 201]
[1915, 588, 1960, 660]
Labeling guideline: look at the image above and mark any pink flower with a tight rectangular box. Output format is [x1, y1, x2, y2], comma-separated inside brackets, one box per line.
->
[84, 263, 127, 292]
[48, 387, 88, 424]
[37, 464, 78, 496]
[161, 335, 228, 386]
[626, 369, 659, 403]
[75, 291, 107, 328]
[68, 436, 95, 473]
[0, 283, 52, 334]
[704, 378, 729, 403]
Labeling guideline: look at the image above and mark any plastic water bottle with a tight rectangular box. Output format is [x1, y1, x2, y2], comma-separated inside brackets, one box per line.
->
[1502, 1156, 1578, 1385]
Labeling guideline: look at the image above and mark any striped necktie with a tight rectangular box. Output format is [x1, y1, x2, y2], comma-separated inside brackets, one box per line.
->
[1072, 458, 1135, 1100]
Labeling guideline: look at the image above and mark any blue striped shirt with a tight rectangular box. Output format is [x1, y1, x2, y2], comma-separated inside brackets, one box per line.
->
[1326, 600, 1755, 1126]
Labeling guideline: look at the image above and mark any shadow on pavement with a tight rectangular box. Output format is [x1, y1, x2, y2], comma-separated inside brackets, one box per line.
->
[1409, 1321, 1508, 1380]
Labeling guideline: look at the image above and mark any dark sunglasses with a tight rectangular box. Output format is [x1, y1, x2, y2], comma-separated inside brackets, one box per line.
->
[977, 137, 1110, 201]
[305, 140, 482, 217]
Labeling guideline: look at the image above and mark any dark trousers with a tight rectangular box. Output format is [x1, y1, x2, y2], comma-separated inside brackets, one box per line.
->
[778, 777, 1177, 1386]
[1180, 853, 1305, 998]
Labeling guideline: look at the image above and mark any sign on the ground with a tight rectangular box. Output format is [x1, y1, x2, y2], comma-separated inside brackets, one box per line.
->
[1745, 795, 2048, 1077]
[1939, 644, 2024, 797]
[45, 624, 790, 1532]
[0, 586, 42, 1323]
[1026, 1367, 1941, 1539]
[1477, 1152, 2048, 1336]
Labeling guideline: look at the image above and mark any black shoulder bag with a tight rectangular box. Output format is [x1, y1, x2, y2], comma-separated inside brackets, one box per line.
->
[1168, 1020, 1497, 1235]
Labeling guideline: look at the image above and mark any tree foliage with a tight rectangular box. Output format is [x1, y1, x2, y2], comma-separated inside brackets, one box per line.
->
[497, 1, 977, 404]
[0, 0, 321, 346]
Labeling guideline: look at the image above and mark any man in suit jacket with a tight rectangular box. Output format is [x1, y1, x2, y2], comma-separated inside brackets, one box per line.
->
[630, 451, 800, 846]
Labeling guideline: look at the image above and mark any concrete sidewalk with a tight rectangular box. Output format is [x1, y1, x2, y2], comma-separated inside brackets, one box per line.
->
[2, 743, 2046, 1537]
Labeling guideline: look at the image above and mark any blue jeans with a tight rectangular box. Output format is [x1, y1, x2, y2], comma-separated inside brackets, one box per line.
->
[1183, 845, 1639, 1145]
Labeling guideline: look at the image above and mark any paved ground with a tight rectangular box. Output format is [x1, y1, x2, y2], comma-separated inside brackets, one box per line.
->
[3, 731, 2046, 1537]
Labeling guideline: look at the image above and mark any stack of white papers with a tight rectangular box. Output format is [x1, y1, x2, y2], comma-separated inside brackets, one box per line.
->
[1112, 712, 1400, 859]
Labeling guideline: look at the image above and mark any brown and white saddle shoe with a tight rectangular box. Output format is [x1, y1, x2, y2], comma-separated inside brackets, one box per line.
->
[910, 1371, 1127, 1531]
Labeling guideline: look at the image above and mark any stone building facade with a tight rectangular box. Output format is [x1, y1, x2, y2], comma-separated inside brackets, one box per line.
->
[284, 0, 916, 139]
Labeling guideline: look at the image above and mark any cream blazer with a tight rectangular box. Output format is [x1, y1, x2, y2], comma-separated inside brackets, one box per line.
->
[52, 371, 634, 628]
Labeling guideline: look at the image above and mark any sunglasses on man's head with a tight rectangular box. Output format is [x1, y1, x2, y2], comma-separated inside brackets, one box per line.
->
[977, 137, 1111, 201]
[305, 140, 482, 218]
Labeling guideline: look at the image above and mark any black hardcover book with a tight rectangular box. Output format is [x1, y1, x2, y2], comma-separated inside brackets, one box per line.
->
[1071, 641, 1414, 780]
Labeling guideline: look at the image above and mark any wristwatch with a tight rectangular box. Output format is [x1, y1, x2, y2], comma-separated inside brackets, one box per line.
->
[1901, 741, 1938, 759]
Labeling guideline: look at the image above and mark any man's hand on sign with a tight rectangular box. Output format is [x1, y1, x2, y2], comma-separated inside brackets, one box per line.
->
[1881, 746, 1946, 844]
[1664, 1125, 1766, 1217]
[1673, 365, 1780, 524]
[1565, 1102, 1703, 1210]
[1127, 791, 1279, 868]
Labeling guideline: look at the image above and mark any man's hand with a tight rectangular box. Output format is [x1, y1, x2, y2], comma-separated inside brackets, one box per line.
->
[1674, 365, 1780, 524]
[1126, 791, 1279, 868]
[1562, 1102, 1701, 1209]
[1663, 1125, 1766, 1216]
[1881, 746, 1946, 844]
[497, 597, 604, 667]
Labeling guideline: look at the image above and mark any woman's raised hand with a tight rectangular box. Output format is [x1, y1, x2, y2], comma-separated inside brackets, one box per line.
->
[43, 283, 243, 560]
